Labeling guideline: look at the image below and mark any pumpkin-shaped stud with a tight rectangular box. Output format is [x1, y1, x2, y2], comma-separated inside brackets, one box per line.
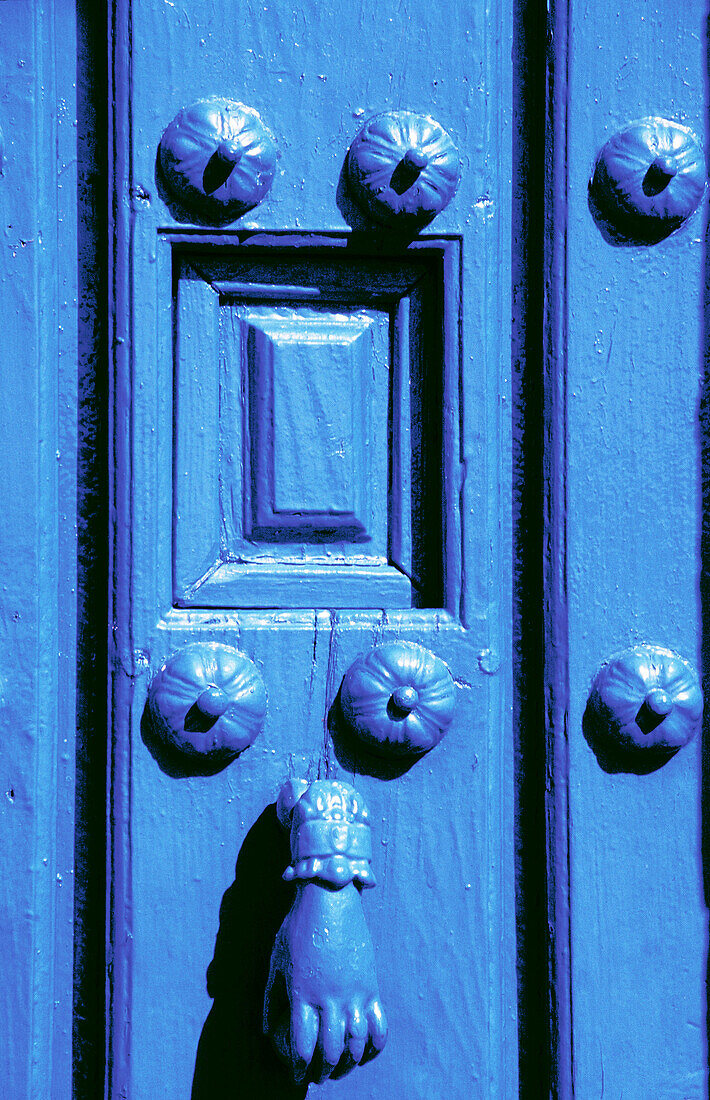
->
[340, 641, 456, 757]
[158, 97, 278, 222]
[148, 642, 267, 768]
[589, 117, 706, 243]
[346, 110, 460, 228]
[587, 643, 702, 759]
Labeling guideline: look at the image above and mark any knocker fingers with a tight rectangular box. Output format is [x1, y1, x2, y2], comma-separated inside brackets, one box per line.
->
[289, 999, 319, 1083]
[290, 998, 383, 1083]
[344, 1003, 369, 1065]
[363, 997, 388, 1062]
[316, 1001, 347, 1081]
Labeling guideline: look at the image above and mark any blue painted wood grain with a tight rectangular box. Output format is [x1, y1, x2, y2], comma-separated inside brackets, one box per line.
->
[548, 0, 709, 1095]
[172, 265, 411, 608]
[2, 0, 705, 1095]
[0, 2, 78, 1096]
[109, 0, 515, 1096]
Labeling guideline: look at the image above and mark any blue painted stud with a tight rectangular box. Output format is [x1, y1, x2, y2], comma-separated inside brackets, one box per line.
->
[159, 97, 278, 221]
[346, 110, 460, 228]
[340, 641, 456, 756]
[589, 117, 706, 243]
[147, 642, 267, 771]
[585, 643, 703, 766]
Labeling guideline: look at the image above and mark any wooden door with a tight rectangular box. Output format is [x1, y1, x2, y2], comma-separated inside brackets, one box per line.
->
[108, 0, 516, 1097]
[2, 0, 709, 1097]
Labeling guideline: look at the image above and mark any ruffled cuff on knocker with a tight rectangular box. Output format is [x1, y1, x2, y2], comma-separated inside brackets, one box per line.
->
[283, 818, 376, 889]
[283, 855, 376, 888]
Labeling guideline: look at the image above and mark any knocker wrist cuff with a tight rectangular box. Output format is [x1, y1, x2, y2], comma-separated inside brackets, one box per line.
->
[284, 820, 375, 888]
[283, 853, 376, 888]
[276, 780, 377, 888]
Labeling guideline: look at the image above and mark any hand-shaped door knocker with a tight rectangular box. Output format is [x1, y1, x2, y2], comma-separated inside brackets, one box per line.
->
[263, 778, 387, 1083]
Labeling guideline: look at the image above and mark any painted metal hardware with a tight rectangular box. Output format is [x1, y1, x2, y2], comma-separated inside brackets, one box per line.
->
[341, 641, 456, 756]
[346, 110, 460, 228]
[158, 97, 278, 220]
[589, 117, 706, 243]
[147, 641, 267, 767]
[587, 643, 702, 759]
[264, 779, 387, 1083]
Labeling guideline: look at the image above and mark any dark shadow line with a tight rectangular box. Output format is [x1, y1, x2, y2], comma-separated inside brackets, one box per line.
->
[512, 0, 557, 1095]
[72, 1, 110, 1096]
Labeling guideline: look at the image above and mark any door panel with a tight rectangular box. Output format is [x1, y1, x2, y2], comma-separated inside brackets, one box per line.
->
[102, 0, 710, 1097]
[172, 248, 446, 609]
[110, 1, 515, 1098]
[551, 0, 708, 1095]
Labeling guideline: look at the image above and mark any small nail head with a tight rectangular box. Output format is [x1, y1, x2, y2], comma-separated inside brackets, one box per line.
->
[649, 154, 677, 180]
[403, 147, 428, 170]
[196, 685, 231, 718]
[391, 685, 419, 714]
[643, 687, 673, 717]
[216, 139, 244, 165]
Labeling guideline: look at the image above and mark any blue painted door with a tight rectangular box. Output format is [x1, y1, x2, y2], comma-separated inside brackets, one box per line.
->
[106, 0, 710, 1095]
[1, 0, 709, 1097]
[108, 0, 517, 1097]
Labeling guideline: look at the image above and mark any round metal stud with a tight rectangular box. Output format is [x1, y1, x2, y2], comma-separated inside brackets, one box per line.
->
[147, 641, 267, 769]
[589, 117, 706, 243]
[586, 643, 702, 762]
[346, 110, 460, 228]
[158, 97, 278, 222]
[340, 641, 456, 757]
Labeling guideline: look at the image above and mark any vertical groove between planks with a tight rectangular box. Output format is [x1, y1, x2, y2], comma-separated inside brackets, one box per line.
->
[108, 0, 135, 1095]
[544, 0, 574, 1095]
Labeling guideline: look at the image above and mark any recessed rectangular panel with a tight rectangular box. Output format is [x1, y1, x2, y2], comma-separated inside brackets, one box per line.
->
[172, 249, 451, 609]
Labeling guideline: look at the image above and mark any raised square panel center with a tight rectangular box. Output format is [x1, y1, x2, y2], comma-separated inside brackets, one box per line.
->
[244, 307, 387, 540]
[273, 326, 354, 514]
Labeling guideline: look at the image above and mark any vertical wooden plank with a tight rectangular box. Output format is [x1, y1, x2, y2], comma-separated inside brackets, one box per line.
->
[0, 1, 78, 1096]
[557, 0, 708, 1094]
